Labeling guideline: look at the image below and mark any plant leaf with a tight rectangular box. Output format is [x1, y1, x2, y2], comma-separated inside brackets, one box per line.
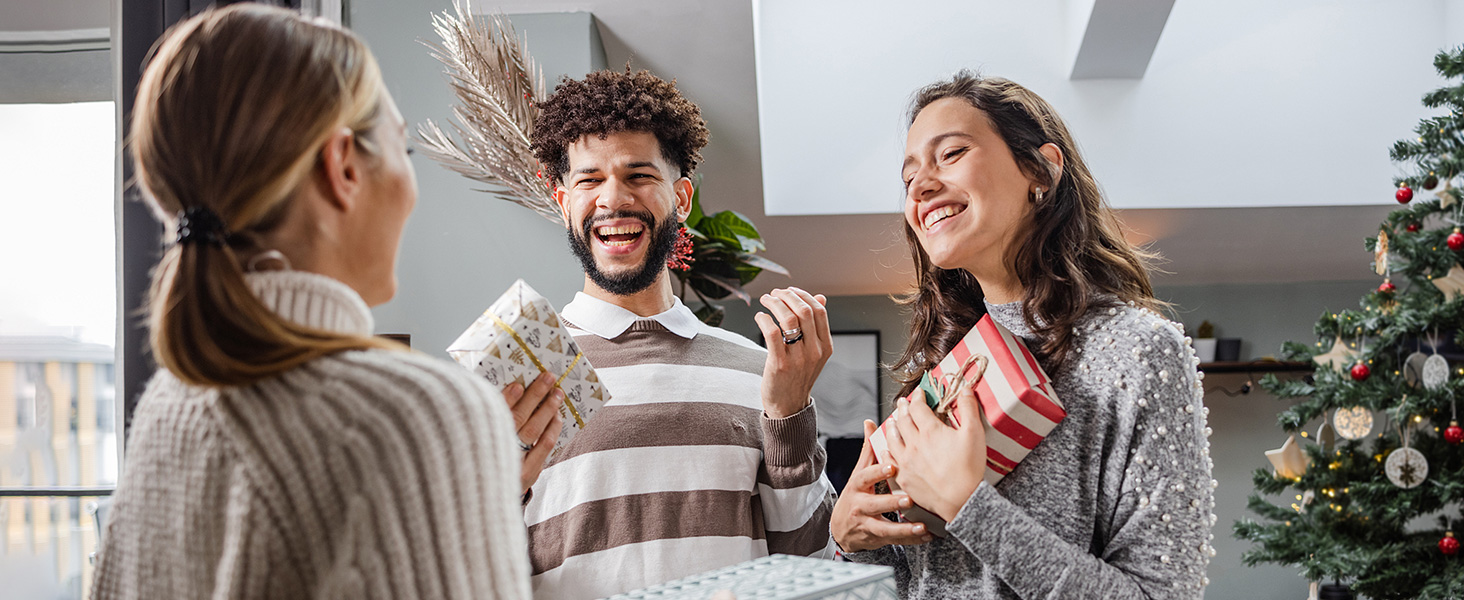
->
[695, 273, 752, 304]
[738, 253, 790, 276]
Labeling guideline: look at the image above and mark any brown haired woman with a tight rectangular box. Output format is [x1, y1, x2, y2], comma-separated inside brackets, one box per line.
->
[91, 5, 538, 599]
[831, 71, 1216, 598]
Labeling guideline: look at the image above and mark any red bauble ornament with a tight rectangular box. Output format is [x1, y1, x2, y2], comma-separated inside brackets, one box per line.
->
[1449, 228, 1464, 251]
[1378, 280, 1396, 294]
[1407, 222, 1422, 233]
[1398, 185, 1415, 203]
[1442, 532, 1460, 556]
[1350, 362, 1370, 381]
[1446, 421, 1464, 445]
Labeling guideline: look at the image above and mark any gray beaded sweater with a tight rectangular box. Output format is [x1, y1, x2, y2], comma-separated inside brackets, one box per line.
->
[846, 299, 1216, 599]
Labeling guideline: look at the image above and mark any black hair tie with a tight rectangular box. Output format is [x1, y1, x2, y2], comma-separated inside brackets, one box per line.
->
[175, 206, 228, 246]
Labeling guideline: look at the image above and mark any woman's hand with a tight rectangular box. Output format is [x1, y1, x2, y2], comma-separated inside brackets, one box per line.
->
[832, 420, 935, 552]
[886, 378, 986, 523]
[502, 372, 565, 495]
[754, 287, 833, 419]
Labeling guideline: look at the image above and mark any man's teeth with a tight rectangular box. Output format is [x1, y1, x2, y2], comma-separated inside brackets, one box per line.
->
[596, 225, 644, 236]
[923, 205, 963, 230]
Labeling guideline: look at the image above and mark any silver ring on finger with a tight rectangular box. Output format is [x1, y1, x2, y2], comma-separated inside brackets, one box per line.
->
[783, 329, 804, 345]
[517, 438, 534, 452]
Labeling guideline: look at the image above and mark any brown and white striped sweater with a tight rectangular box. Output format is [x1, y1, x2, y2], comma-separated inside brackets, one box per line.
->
[524, 293, 836, 599]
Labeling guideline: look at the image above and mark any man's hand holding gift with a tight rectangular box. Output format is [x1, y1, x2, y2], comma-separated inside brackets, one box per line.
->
[502, 372, 565, 495]
[754, 287, 833, 419]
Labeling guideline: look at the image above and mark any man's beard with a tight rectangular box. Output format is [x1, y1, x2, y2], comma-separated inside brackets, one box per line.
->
[567, 208, 680, 296]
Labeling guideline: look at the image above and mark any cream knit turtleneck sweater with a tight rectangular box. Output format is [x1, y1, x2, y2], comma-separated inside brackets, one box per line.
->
[92, 270, 531, 600]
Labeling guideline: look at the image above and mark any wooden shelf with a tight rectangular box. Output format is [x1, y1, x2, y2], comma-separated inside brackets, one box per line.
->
[1198, 360, 1313, 374]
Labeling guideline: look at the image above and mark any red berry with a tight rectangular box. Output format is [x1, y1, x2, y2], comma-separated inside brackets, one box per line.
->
[1398, 186, 1414, 203]
[1447, 421, 1464, 445]
[1443, 532, 1460, 555]
[1449, 229, 1464, 251]
[1378, 281, 1396, 294]
[1350, 363, 1370, 381]
[1407, 223, 1422, 233]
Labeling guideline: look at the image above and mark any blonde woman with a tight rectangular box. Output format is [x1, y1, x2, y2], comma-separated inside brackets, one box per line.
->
[92, 5, 538, 599]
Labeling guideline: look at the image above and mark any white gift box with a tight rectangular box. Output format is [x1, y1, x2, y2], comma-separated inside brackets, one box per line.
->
[609, 554, 896, 600]
[447, 279, 609, 461]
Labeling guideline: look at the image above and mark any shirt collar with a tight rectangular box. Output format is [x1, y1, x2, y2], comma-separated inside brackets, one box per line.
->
[559, 292, 701, 340]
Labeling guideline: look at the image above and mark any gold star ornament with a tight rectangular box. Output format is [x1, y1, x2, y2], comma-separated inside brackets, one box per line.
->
[1433, 264, 1464, 302]
[1313, 337, 1359, 374]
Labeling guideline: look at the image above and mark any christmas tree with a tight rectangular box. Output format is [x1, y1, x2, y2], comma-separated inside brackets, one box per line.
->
[1235, 46, 1464, 600]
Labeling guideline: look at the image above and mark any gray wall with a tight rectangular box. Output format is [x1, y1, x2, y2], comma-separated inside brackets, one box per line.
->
[348, 1, 1348, 596]
[351, 1, 604, 356]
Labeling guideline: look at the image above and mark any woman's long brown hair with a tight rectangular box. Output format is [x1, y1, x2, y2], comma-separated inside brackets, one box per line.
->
[892, 71, 1164, 397]
[134, 4, 397, 387]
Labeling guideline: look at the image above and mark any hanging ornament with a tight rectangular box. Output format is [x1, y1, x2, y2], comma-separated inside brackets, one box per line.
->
[1397, 184, 1414, 203]
[1318, 421, 1338, 454]
[1449, 228, 1464, 251]
[1314, 337, 1360, 373]
[1265, 434, 1310, 479]
[1446, 421, 1464, 445]
[1350, 362, 1371, 381]
[1387, 446, 1429, 488]
[1374, 230, 1390, 276]
[1387, 416, 1429, 488]
[1441, 181, 1460, 208]
[1334, 406, 1374, 440]
[1405, 351, 1429, 388]
[1378, 280, 1396, 294]
[1407, 222, 1422, 233]
[1424, 354, 1450, 390]
[1444, 532, 1461, 555]
[1425, 174, 1440, 190]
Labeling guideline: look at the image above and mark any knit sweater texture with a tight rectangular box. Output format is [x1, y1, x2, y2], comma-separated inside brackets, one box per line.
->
[91, 270, 532, 600]
[846, 298, 1216, 599]
[523, 293, 837, 600]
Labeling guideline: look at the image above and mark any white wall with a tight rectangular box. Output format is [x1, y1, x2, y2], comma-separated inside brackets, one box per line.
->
[756, 0, 1453, 215]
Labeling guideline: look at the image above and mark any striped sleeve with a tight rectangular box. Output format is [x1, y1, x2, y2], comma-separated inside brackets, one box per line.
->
[758, 402, 838, 558]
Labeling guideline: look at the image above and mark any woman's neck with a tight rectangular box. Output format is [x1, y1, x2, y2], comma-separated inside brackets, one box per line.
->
[965, 261, 1023, 305]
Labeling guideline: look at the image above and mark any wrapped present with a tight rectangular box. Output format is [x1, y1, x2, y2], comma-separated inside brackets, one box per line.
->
[869, 313, 1065, 536]
[447, 279, 609, 462]
[609, 554, 896, 600]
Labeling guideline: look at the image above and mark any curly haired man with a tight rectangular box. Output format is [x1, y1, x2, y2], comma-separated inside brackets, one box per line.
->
[505, 68, 838, 599]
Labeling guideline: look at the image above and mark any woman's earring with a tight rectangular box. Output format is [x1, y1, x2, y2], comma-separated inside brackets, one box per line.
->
[1033, 187, 1045, 203]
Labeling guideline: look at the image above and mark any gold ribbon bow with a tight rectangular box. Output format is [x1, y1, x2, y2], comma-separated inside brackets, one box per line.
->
[487, 312, 587, 428]
[930, 354, 989, 421]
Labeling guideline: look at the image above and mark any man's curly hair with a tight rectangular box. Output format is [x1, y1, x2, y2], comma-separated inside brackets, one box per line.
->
[532, 69, 709, 184]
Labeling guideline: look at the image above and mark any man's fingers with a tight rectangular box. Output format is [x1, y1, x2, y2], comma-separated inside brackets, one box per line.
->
[521, 388, 562, 441]
[759, 292, 802, 336]
[753, 312, 785, 353]
[785, 287, 831, 349]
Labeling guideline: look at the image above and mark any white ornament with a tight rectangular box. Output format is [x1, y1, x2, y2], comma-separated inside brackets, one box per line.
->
[1423, 354, 1450, 391]
[1333, 406, 1374, 440]
[1385, 446, 1429, 489]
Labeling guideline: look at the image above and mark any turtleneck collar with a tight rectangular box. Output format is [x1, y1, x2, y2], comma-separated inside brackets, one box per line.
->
[983, 297, 1038, 343]
[244, 270, 374, 336]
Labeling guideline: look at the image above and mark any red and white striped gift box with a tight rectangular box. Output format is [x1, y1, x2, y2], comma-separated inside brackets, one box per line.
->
[870, 313, 1066, 486]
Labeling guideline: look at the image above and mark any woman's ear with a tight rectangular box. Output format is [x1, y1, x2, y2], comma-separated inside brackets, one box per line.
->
[317, 127, 362, 213]
[1038, 142, 1064, 187]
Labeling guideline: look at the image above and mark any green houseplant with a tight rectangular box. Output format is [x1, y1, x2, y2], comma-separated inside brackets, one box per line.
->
[674, 183, 788, 326]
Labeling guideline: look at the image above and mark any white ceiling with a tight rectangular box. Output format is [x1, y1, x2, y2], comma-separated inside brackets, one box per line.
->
[2, 0, 1435, 295]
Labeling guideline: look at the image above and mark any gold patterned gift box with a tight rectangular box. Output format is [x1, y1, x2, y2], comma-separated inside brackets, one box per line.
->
[447, 279, 609, 461]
